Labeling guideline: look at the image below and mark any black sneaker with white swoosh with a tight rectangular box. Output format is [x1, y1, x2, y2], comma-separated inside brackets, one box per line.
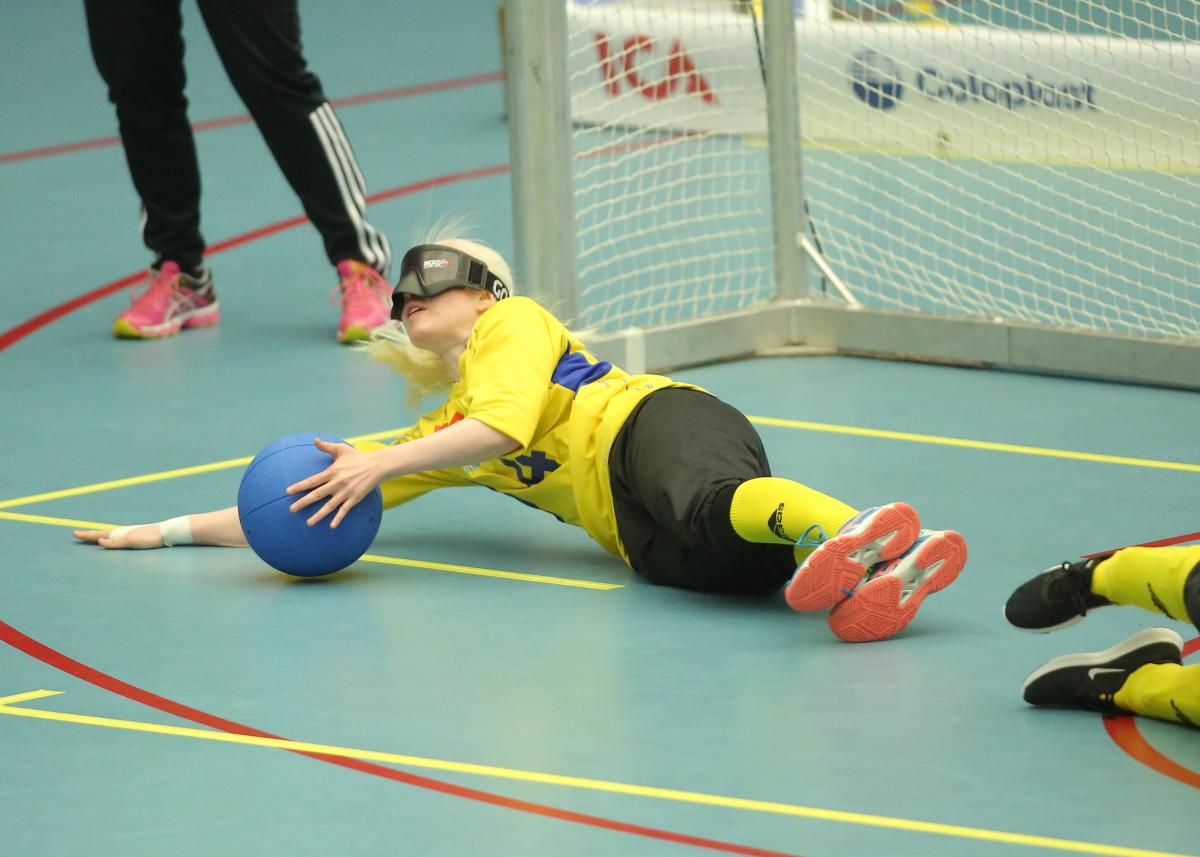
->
[1021, 627, 1184, 714]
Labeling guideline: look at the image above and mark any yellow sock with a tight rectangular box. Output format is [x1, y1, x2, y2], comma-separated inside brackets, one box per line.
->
[1114, 662, 1200, 728]
[1091, 546, 1200, 622]
[729, 477, 856, 564]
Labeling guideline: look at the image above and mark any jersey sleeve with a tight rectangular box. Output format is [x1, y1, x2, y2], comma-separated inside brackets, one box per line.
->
[358, 426, 471, 511]
[460, 299, 562, 449]
[377, 468, 471, 510]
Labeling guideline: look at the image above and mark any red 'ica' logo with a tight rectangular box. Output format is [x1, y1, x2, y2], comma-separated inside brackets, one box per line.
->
[593, 32, 717, 105]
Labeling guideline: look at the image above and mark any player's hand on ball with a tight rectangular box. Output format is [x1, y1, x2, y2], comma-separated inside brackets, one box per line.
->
[286, 438, 384, 528]
[73, 524, 165, 550]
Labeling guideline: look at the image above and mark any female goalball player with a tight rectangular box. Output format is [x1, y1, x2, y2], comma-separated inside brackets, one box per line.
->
[76, 236, 967, 642]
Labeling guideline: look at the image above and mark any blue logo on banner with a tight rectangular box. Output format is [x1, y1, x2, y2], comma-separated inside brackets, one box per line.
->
[849, 49, 903, 110]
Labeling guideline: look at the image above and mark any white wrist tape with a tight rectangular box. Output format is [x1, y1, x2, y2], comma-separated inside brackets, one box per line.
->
[159, 516, 194, 546]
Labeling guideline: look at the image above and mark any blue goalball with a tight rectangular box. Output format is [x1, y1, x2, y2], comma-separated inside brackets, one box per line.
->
[237, 432, 383, 577]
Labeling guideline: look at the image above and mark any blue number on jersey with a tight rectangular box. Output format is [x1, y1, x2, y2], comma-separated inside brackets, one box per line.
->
[499, 450, 561, 486]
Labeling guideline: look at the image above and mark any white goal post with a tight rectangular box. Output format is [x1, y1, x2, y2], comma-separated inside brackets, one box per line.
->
[502, 0, 1200, 388]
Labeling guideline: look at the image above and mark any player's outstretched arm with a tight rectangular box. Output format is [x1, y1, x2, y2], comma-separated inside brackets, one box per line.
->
[288, 421, 519, 528]
[73, 506, 248, 549]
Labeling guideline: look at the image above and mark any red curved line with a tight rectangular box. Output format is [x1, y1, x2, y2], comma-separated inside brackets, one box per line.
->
[0, 619, 801, 857]
[0, 164, 510, 354]
[1103, 635, 1200, 788]
[324, 71, 504, 110]
[1104, 716, 1200, 789]
[0, 72, 503, 166]
[0, 272, 147, 353]
[0, 135, 126, 164]
[1083, 531, 1200, 559]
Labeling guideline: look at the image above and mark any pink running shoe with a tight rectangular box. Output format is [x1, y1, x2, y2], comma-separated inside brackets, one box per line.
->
[333, 260, 392, 343]
[827, 529, 967, 643]
[113, 262, 219, 339]
[784, 502, 921, 612]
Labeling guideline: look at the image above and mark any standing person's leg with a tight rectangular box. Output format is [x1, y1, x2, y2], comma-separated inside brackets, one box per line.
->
[85, 0, 206, 271]
[86, 0, 220, 340]
[197, 0, 392, 340]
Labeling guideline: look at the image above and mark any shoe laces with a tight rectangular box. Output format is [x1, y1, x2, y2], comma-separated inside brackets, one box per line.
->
[329, 263, 390, 310]
[1044, 561, 1094, 617]
[129, 264, 188, 312]
[795, 523, 828, 551]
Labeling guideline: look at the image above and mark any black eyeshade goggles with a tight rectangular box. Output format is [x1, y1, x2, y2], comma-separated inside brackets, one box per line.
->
[391, 244, 511, 320]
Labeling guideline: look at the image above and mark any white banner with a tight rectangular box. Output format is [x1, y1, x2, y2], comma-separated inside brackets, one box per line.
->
[567, 4, 1200, 169]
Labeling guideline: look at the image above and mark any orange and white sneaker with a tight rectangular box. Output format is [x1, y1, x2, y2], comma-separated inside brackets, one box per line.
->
[827, 529, 967, 642]
[785, 502, 921, 612]
[113, 262, 219, 339]
[332, 260, 391, 343]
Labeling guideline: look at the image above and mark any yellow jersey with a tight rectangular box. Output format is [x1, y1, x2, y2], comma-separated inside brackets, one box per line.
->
[375, 297, 700, 564]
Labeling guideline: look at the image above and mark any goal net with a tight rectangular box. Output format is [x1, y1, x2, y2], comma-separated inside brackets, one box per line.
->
[567, 2, 777, 332]
[563, 0, 1200, 342]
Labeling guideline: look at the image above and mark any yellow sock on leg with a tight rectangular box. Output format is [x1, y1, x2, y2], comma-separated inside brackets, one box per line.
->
[1091, 546, 1200, 622]
[728, 477, 856, 564]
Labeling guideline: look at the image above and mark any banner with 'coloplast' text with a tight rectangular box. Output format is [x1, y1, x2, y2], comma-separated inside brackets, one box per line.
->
[568, 4, 1200, 170]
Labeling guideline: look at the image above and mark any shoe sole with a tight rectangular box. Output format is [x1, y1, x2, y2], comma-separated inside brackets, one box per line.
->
[784, 502, 921, 612]
[827, 530, 967, 642]
[337, 324, 374, 344]
[113, 305, 220, 339]
[1002, 606, 1088, 635]
[1020, 626, 1184, 700]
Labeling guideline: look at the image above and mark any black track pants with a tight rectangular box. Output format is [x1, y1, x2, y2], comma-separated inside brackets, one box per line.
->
[84, 0, 391, 273]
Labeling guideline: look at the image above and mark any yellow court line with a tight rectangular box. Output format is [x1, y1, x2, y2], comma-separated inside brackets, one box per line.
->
[0, 689, 62, 706]
[0, 692, 1190, 857]
[0, 511, 120, 530]
[748, 417, 1200, 474]
[0, 455, 255, 510]
[0, 511, 618, 591]
[0, 428, 407, 510]
[2, 420, 1195, 514]
[359, 554, 622, 590]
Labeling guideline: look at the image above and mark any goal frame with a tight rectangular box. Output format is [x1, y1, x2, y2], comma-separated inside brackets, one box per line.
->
[502, 0, 1200, 390]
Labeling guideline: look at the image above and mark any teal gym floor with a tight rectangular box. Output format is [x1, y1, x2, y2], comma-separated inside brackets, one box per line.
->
[1, 2, 1196, 856]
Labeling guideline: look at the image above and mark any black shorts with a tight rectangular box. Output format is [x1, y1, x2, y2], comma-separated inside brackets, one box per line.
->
[608, 387, 796, 596]
[1186, 562, 1200, 633]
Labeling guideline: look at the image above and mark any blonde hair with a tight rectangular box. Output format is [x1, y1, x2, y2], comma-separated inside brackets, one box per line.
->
[359, 220, 517, 406]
